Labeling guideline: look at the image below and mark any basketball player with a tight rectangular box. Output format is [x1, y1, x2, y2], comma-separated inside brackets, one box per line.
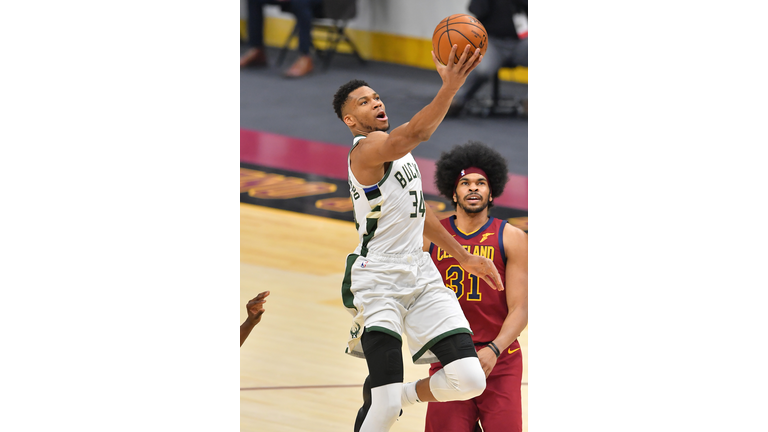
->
[424, 141, 528, 432]
[332, 45, 502, 432]
[240, 290, 270, 346]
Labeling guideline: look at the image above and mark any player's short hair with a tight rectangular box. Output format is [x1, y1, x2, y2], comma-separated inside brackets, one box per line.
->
[332, 79, 369, 121]
[435, 141, 509, 209]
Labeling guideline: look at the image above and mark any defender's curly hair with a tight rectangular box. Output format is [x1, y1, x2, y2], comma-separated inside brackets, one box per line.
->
[435, 141, 509, 209]
[332, 79, 369, 121]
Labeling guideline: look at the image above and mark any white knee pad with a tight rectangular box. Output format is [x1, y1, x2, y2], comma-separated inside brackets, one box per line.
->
[360, 383, 403, 432]
[428, 357, 486, 402]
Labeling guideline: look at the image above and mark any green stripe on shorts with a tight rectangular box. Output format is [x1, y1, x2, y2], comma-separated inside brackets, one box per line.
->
[341, 254, 359, 309]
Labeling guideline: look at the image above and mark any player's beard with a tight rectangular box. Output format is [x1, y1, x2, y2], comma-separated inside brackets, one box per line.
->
[368, 121, 390, 132]
[458, 194, 490, 214]
[361, 115, 390, 132]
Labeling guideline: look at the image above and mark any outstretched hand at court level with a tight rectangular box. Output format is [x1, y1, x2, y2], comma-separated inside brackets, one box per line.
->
[459, 255, 504, 291]
[246, 290, 271, 325]
[241, 290, 271, 346]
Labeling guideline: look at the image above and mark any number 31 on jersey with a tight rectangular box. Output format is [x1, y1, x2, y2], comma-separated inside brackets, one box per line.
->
[445, 265, 482, 301]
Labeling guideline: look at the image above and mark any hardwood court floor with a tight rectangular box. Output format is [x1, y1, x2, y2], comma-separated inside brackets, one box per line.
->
[240, 203, 528, 431]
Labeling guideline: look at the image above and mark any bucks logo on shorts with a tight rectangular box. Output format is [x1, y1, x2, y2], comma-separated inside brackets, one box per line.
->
[350, 322, 361, 339]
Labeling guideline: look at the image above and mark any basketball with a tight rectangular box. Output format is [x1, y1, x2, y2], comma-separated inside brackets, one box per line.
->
[432, 14, 488, 66]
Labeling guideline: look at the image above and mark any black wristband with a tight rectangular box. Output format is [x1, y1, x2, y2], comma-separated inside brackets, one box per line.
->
[487, 342, 501, 358]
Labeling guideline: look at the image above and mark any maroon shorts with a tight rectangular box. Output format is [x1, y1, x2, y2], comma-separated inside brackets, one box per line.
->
[424, 340, 523, 432]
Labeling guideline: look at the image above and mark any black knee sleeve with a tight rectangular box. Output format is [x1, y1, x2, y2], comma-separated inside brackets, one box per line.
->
[361, 330, 404, 388]
[429, 333, 477, 367]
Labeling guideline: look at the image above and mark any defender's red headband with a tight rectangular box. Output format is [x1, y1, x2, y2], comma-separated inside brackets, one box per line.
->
[455, 167, 490, 191]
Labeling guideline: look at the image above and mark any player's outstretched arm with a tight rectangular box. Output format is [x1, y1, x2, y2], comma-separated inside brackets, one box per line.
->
[388, 45, 482, 150]
[355, 45, 483, 166]
[240, 290, 270, 346]
[423, 205, 503, 291]
[393, 45, 482, 141]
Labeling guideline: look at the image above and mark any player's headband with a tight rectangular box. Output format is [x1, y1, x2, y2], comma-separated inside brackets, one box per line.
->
[455, 167, 490, 192]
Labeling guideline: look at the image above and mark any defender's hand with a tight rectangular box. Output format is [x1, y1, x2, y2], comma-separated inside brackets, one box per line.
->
[246, 290, 270, 325]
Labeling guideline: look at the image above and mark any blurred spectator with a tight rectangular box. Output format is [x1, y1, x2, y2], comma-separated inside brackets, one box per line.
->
[448, 0, 528, 117]
[240, 0, 323, 78]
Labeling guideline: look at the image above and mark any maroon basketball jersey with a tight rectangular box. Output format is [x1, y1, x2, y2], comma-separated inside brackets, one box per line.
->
[429, 216, 508, 344]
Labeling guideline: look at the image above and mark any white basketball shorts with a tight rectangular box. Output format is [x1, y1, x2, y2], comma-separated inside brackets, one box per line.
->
[341, 249, 472, 364]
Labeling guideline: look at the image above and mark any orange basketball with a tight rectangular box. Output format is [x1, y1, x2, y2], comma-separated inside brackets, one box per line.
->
[432, 14, 488, 65]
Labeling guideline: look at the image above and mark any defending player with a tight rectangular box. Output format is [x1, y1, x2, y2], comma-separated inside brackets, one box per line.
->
[332, 45, 504, 432]
[424, 141, 528, 432]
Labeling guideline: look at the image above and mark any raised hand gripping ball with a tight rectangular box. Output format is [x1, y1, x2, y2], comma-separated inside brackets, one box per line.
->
[432, 14, 488, 65]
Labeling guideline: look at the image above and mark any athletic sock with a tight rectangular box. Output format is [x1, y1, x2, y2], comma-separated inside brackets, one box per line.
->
[401, 380, 422, 406]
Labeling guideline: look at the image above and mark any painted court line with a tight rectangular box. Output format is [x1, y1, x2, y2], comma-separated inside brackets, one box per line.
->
[241, 383, 528, 391]
[241, 384, 362, 391]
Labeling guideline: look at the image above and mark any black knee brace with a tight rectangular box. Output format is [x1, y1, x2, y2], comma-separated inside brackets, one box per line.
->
[361, 329, 404, 388]
[429, 333, 478, 367]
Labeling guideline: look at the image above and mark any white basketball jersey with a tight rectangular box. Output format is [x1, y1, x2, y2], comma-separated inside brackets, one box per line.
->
[348, 135, 426, 256]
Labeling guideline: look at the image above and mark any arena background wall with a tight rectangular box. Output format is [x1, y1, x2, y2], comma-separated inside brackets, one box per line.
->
[240, 0, 528, 84]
